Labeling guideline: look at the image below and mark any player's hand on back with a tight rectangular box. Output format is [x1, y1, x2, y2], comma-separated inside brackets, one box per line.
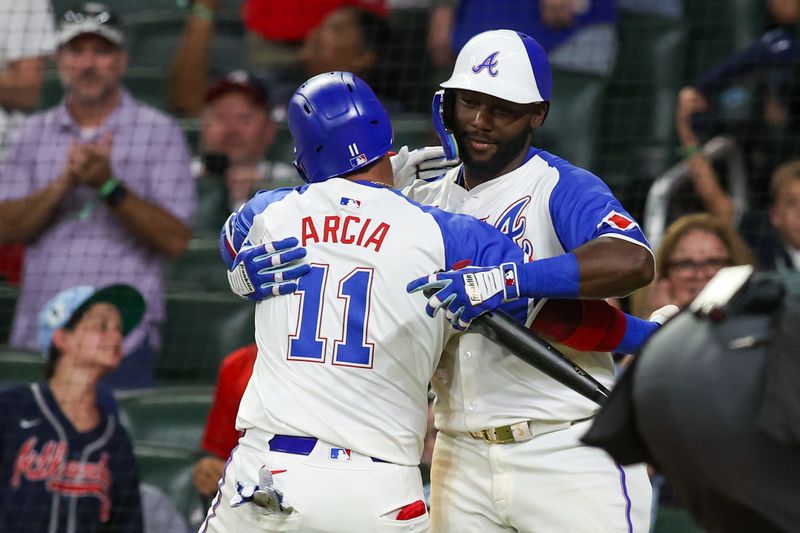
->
[228, 237, 310, 301]
[407, 263, 521, 331]
[390, 145, 460, 189]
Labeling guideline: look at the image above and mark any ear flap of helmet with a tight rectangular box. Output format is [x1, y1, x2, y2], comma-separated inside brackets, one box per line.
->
[431, 90, 459, 161]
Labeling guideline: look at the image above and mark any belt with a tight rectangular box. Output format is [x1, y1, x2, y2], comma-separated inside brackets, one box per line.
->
[469, 416, 594, 444]
[268, 434, 389, 463]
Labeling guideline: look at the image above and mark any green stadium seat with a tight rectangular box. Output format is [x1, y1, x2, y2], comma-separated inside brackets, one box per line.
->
[684, 0, 764, 81]
[135, 444, 206, 524]
[166, 236, 229, 291]
[126, 11, 245, 71]
[0, 284, 19, 345]
[116, 385, 213, 450]
[653, 504, 704, 533]
[0, 348, 44, 386]
[39, 71, 63, 110]
[124, 67, 169, 110]
[159, 292, 254, 384]
[192, 177, 231, 236]
[600, 11, 687, 187]
[536, 69, 606, 170]
[393, 115, 435, 151]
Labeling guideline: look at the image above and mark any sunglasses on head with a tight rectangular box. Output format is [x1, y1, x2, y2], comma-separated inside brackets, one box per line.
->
[62, 8, 119, 28]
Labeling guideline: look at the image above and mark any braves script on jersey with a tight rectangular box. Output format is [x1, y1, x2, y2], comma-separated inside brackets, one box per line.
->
[0, 383, 142, 533]
[408, 147, 652, 431]
[222, 178, 530, 466]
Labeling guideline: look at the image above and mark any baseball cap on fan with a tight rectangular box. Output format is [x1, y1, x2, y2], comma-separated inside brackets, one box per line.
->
[37, 285, 145, 357]
[205, 70, 272, 108]
[58, 2, 125, 48]
[440, 29, 552, 104]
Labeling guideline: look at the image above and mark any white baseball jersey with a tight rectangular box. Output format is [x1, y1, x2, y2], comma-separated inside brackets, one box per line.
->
[222, 178, 529, 466]
[406, 148, 653, 432]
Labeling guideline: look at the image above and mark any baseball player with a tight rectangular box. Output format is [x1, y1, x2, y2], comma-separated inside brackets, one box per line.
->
[227, 31, 658, 532]
[201, 71, 544, 533]
[0, 284, 145, 532]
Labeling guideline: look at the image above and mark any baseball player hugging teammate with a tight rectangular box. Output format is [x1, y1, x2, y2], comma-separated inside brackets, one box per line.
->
[221, 31, 663, 533]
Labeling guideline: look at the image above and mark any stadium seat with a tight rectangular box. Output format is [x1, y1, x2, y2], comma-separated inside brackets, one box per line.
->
[684, 0, 764, 81]
[599, 11, 687, 187]
[125, 11, 245, 72]
[116, 385, 213, 450]
[393, 115, 435, 151]
[0, 348, 44, 385]
[159, 292, 255, 384]
[0, 284, 19, 345]
[134, 444, 206, 525]
[123, 67, 169, 110]
[536, 69, 606, 170]
[166, 236, 229, 291]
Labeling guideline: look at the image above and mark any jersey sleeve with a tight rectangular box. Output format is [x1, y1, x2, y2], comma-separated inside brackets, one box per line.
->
[219, 186, 302, 268]
[548, 167, 651, 252]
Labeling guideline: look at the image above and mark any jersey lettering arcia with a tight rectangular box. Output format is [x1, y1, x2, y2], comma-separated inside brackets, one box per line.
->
[224, 179, 527, 465]
[407, 148, 653, 432]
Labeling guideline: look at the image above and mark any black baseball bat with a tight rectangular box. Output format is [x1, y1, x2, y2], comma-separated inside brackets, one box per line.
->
[473, 309, 610, 405]
[424, 285, 610, 405]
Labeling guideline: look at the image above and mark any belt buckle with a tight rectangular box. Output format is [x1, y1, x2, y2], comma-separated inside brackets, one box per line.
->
[471, 422, 533, 444]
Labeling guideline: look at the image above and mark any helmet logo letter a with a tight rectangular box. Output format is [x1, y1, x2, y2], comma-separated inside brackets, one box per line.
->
[472, 51, 500, 77]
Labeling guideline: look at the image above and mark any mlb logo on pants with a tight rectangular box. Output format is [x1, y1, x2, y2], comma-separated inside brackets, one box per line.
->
[330, 448, 351, 461]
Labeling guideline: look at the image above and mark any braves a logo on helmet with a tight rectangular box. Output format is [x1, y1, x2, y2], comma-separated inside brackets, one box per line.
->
[598, 211, 638, 231]
[494, 197, 534, 260]
[472, 51, 500, 77]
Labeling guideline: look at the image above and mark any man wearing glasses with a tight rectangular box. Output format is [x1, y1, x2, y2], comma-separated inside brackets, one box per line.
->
[0, 2, 196, 389]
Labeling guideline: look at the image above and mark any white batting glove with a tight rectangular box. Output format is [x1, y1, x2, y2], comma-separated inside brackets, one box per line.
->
[390, 145, 460, 189]
[231, 466, 293, 515]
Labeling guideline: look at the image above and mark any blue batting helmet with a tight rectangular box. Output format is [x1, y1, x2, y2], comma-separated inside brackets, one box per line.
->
[288, 71, 394, 184]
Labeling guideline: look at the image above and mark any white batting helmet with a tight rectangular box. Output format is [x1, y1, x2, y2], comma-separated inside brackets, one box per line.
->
[440, 29, 552, 104]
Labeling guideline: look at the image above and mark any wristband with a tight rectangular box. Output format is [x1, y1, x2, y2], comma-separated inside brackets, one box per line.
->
[191, 2, 214, 21]
[98, 177, 119, 198]
[615, 314, 660, 354]
[99, 179, 128, 207]
[681, 145, 702, 159]
[518, 253, 580, 299]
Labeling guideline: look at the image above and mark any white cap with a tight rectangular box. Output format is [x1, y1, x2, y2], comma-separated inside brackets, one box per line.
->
[440, 29, 552, 104]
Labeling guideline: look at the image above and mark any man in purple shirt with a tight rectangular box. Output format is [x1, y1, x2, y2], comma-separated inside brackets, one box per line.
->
[0, 3, 196, 389]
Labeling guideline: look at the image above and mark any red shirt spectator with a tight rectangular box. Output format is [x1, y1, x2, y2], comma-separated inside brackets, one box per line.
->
[200, 343, 258, 459]
[242, 0, 386, 42]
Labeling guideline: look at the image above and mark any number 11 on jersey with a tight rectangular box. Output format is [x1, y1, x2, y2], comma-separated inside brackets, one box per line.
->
[289, 264, 375, 367]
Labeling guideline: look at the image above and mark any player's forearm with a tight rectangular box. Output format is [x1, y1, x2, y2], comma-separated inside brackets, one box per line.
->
[513, 238, 653, 301]
[109, 189, 192, 257]
[687, 155, 735, 223]
[0, 174, 72, 244]
[167, 6, 214, 116]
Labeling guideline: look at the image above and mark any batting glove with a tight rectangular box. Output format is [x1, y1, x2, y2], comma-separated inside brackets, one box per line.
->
[390, 145, 460, 189]
[231, 467, 293, 515]
[228, 237, 311, 301]
[407, 263, 521, 331]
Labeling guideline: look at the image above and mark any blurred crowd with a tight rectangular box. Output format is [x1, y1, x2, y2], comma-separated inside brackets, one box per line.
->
[0, 0, 798, 531]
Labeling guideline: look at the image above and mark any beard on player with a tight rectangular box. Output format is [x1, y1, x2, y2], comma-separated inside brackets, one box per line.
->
[454, 123, 534, 181]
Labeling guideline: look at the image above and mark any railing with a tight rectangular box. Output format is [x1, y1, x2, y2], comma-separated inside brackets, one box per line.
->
[643, 135, 748, 248]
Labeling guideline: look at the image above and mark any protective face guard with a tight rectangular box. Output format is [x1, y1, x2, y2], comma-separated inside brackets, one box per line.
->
[431, 90, 459, 161]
